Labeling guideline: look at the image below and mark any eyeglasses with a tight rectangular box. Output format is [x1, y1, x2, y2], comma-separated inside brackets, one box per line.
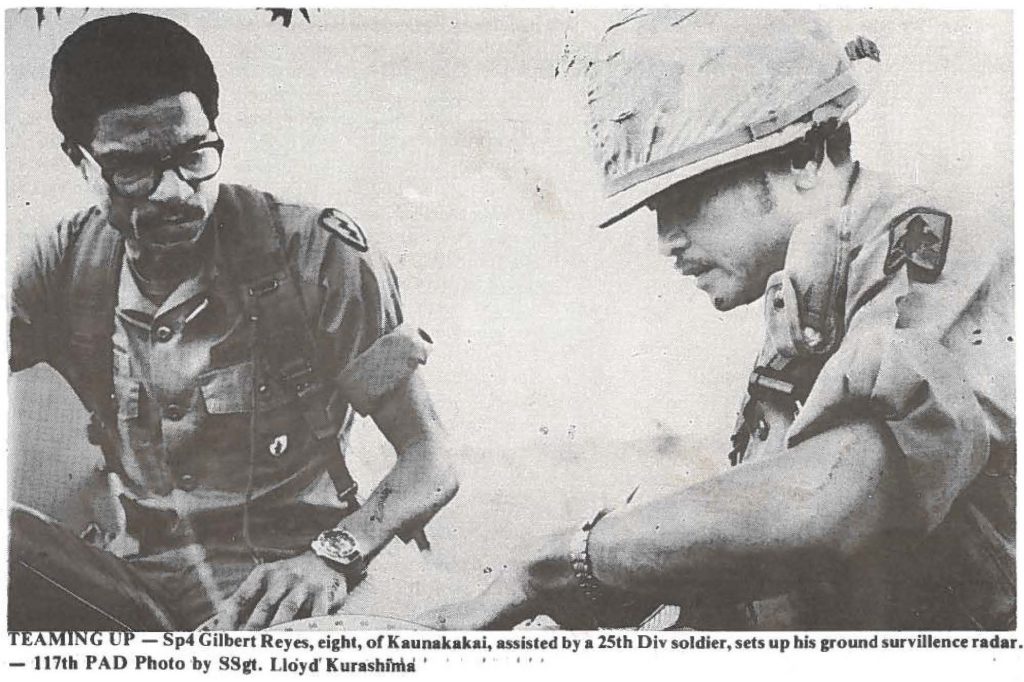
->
[79, 137, 225, 199]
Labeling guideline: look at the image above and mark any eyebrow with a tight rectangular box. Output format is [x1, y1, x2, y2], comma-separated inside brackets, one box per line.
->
[93, 133, 211, 166]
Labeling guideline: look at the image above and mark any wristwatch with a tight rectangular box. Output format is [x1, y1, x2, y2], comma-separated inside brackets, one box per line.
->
[310, 529, 367, 587]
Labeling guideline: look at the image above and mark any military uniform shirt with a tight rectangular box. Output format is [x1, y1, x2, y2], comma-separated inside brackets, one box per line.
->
[11, 185, 404, 545]
[734, 165, 1014, 628]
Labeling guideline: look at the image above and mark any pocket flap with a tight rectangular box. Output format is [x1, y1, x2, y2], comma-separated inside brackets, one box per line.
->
[199, 363, 253, 414]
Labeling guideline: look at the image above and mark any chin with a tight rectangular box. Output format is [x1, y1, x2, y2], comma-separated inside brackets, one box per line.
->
[708, 295, 737, 311]
[726, 277, 774, 310]
[700, 283, 741, 311]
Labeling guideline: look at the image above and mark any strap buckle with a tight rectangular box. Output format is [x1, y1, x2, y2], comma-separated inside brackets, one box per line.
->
[247, 278, 280, 298]
[746, 113, 781, 140]
[280, 361, 317, 398]
[747, 366, 797, 401]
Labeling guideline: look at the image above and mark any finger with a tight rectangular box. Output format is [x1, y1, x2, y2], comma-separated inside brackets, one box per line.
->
[323, 573, 348, 614]
[241, 578, 291, 631]
[416, 601, 489, 631]
[414, 606, 451, 630]
[268, 589, 311, 628]
[218, 567, 268, 629]
[305, 569, 346, 614]
[470, 573, 534, 629]
[311, 590, 331, 618]
[310, 574, 345, 617]
[415, 599, 487, 631]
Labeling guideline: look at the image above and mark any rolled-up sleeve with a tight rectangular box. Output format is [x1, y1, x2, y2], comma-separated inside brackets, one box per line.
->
[283, 204, 422, 416]
[788, 221, 1014, 531]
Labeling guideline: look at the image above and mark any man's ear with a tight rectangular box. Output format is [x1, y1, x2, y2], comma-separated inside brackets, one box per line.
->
[63, 141, 110, 196]
[60, 141, 93, 182]
[792, 155, 823, 192]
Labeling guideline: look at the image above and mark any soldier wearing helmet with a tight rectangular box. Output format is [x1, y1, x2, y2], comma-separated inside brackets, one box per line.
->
[423, 10, 1014, 629]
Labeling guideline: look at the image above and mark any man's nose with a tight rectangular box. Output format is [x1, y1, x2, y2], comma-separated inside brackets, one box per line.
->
[148, 167, 192, 202]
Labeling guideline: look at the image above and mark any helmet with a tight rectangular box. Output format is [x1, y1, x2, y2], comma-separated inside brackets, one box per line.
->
[586, 9, 878, 227]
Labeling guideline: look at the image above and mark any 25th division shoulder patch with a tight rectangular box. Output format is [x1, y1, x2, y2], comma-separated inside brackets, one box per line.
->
[318, 208, 368, 252]
[883, 207, 951, 283]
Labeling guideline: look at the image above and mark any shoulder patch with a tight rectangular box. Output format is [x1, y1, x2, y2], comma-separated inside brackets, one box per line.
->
[883, 207, 951, 283]
[318, 208, 368, 252]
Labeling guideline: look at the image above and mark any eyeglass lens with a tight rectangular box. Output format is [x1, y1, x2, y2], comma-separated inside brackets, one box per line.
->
[111, 144, 222, 198]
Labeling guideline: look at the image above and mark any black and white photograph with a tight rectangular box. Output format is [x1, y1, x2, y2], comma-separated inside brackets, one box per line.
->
[4, 5, 1015, 649]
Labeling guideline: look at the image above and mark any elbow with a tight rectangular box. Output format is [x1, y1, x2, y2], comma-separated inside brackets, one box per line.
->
[798, 422, 921, 564]
[418, 433, 461, 509]
[391, 437, 460, 544]
[434, 454, 460, 508]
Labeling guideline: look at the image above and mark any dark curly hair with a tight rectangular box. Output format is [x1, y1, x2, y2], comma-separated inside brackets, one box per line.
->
[49, 13, 219, 150]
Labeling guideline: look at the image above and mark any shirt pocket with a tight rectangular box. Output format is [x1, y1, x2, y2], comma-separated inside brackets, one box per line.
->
[199, 362, 252, 414]
[198, 361, 310, 486]
[198, 360, 296, 419]
[196, 363, 256, 467]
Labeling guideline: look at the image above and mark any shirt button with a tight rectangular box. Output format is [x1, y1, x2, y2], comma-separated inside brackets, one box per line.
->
[155, 326, 174, 343]
[165, 404, 185, 421]
[178, 473, 197, 491]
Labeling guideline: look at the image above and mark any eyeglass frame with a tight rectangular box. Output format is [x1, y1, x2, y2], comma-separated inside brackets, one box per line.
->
[75, 136, 225, 199]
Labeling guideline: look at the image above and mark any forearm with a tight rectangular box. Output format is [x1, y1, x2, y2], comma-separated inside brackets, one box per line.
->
[335, 435, 458, 561]
[582, 421, 912, 606]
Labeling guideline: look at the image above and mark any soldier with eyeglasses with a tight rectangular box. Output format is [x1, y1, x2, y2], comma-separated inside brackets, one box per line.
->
[9, 12, 459, 631]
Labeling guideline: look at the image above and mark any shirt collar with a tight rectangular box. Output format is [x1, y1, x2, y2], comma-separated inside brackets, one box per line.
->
[117, 234, 222, 322]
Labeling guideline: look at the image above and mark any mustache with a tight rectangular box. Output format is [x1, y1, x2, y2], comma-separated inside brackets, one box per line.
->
[130, 202, 206, 232]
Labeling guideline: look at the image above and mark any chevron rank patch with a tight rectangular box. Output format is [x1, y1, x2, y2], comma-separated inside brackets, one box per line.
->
[883, 207, 951, 283]
[318, 208, 368, 252]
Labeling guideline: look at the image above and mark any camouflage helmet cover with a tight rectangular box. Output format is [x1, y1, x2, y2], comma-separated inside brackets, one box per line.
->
[587, 9, 875, 227]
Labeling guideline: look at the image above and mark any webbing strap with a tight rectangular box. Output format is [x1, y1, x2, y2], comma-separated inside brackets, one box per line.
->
[213, 186, 356, 497]
[727, 353, 827, 467]
[66, 215, 125, 476]
[64, 187, 357, 497]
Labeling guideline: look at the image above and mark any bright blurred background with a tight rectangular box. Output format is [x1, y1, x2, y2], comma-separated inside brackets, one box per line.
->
[5, 9, 1013, 616]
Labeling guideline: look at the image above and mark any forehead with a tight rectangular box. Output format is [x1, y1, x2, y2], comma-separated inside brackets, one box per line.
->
[654, 173, 772, 240]
[90, 92, 209, 156]
[655, 171, 752, 217]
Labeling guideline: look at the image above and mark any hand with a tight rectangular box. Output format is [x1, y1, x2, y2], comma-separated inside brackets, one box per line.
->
[417, 533, 593, 630]
[212, 552, 348, 630]
[417, 565, 532, 630]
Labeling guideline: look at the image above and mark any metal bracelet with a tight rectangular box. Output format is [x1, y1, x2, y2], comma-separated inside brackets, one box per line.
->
[569, 508, 611, 604]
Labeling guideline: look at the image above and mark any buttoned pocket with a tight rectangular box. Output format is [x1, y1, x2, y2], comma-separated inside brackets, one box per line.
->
[199, 362, 252, 414]
[199, 362, 295, 416]
[196, 361, 310, 488]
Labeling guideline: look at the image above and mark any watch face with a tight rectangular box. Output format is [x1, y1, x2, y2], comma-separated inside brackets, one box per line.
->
[312, 529, 361, 566]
